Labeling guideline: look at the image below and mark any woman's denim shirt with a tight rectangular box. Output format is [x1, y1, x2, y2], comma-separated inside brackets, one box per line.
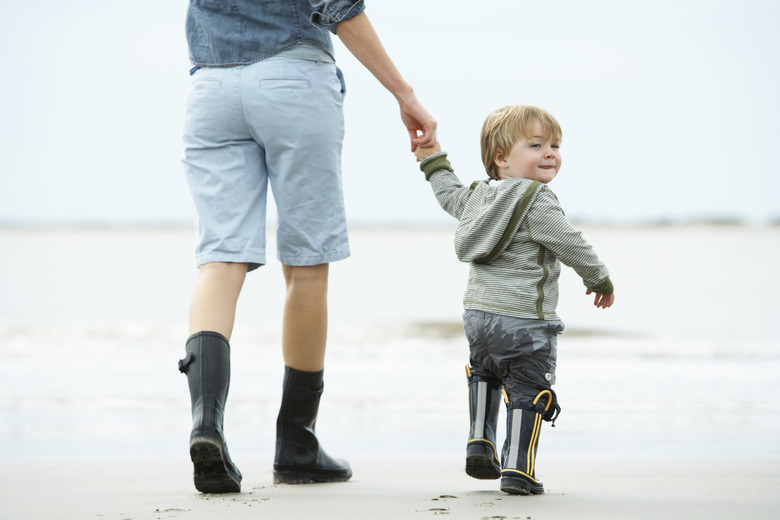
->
[186, 0, 365, 67]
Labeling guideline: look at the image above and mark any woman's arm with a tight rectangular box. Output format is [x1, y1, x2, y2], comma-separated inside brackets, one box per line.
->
[335, 12, 437, 151]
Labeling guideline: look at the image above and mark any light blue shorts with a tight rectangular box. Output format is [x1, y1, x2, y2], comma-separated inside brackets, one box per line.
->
[182, 58, 350, 270]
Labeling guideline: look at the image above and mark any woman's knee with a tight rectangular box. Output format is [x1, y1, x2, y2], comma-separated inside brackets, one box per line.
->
[198, 261, 249, 286]
[282, 263, 329, 286]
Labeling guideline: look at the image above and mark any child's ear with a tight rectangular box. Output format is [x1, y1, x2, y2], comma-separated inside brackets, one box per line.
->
[494, 149, 508, 168]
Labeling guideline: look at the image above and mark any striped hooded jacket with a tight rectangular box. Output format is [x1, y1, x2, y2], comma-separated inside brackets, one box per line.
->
[420, 152, 613, 321]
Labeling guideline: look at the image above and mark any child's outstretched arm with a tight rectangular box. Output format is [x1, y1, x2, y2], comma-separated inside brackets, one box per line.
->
[415, 142, 471, 219]
[586, 289, 615, 309]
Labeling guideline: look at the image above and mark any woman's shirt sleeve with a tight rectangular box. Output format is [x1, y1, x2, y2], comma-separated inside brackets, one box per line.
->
[309, 0, 366, 33]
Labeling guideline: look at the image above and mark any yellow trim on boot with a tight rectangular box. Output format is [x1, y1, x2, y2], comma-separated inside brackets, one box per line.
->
[467, 438, 499, 462]
[466, 365, 473, 426]
[526, 390, 552, 475]
[526, 389, 552, 476]
[527, 411, 543, 476]
[533, 389, 553, 411]
[501, 468, 541, 483]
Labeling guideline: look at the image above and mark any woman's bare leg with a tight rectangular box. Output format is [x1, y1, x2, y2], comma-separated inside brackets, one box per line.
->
[188, 261, 248, 340]
[281, 263, 329, 372]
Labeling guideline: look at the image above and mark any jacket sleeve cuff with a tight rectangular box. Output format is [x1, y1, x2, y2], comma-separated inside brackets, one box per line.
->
[419, 152, 454, 181]
[588, 277, 614, 296]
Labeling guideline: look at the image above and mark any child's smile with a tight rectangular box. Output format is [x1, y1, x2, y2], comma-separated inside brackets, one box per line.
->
[495, 120, 561, 184]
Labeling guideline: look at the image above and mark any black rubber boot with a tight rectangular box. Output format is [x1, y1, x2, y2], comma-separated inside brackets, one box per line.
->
[273, 366, 352, 484]
[500, 389, 557, 495]
[178, 331, 242, 493]
[465, 365, 502, 480]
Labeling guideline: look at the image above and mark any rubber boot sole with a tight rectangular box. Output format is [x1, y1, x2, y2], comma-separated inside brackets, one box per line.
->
[466, 455, 501, 480]
[273, 466, 353, 485]
[500, 474, 544, 495]
[190, 437, 241, 493]
[466, 442, 501, 480]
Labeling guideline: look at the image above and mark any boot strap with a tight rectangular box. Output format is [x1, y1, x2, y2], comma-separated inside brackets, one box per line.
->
[508, 389, 561, 426]
[178, 352, 195, 374]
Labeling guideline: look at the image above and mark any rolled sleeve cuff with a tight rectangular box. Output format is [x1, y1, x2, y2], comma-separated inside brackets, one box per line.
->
[419, 152, 454, 181]
[310, 0, 366, 34]
[588, 277, 614, 296]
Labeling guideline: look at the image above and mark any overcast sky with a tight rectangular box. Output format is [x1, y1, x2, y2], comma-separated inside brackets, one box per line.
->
[1, 0, 778, 226]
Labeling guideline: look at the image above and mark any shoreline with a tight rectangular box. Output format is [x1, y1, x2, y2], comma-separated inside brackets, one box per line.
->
[1, 219, 779, 231]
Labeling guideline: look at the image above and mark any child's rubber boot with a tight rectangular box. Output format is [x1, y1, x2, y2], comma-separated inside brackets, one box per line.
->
[465, 365, 502, 479]
[273, 366, 352, 484]
[178, 331, 242, 493]
[179, 332, 241, 493]
[500, 389, 559, 495]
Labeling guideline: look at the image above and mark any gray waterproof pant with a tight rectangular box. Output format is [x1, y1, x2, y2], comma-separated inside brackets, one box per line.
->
[463, 310, 565, 404]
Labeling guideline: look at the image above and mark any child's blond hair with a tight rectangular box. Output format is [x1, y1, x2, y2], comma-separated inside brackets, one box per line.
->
[480, 105, 563, 180]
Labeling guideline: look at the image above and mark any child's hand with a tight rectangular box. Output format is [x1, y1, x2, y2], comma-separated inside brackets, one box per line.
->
[586, 289, 615, 309]
[414, 141, 442, 161]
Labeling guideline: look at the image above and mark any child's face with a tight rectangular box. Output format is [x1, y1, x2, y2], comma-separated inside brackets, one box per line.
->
[495, 120, 561, 183]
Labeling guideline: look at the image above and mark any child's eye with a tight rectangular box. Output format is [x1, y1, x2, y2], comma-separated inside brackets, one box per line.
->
[552, 144, 560, 149]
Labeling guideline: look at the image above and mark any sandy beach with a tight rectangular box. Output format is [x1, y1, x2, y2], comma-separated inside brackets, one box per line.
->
[1, 225, 779, 519]
[2, 454, 779, 519]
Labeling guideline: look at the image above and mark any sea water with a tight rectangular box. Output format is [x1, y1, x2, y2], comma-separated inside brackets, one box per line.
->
[1, 225, 778, 459]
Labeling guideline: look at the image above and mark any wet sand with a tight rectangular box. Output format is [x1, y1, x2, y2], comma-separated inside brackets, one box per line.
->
[1, 454, 778, 520]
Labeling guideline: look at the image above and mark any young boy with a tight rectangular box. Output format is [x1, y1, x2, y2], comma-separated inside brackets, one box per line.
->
[414, 105, 615, 495]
